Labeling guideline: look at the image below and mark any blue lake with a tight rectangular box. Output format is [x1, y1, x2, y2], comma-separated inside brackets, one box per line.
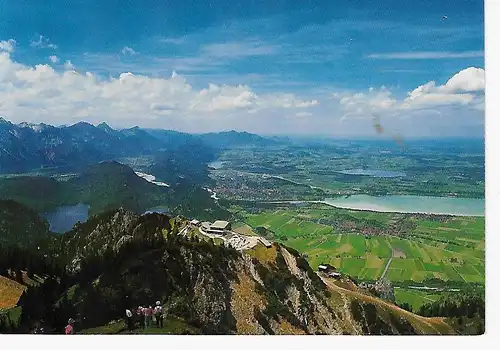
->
[323, 195, 484, 216]
[336, 169, 406, 178]
[208, 161, 225, 169]
[144, 207, 170, 215]
[43, 204, 89, 233]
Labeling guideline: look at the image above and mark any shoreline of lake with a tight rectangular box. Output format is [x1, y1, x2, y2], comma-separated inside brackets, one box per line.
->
[322, 194, 484, 217]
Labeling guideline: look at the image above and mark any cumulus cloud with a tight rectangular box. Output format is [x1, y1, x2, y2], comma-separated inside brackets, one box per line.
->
[0, 39, 16, 53]
[121, 46, 138, 56]
[334, 67, 485, 116]
[63, 60, 75, 70]
[401, 67, 484, 109]
[30, 35, 57, 49]
[441, 67, 485, 92]
[0, 53, 318, 128]
[48, 55, 60, 64]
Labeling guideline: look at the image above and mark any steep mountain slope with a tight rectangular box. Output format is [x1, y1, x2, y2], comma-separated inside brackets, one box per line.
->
[0, 176, 65, 212]
[0, 200, 51, 247]
[68, 161, 174, 216]
[1, 208, 453, 335]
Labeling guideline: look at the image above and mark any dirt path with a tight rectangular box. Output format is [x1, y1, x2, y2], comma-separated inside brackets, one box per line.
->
[318, 274, 454, 334]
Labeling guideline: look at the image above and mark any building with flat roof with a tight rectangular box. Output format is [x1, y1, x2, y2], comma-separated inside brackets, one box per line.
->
[201, 220, 232, 235]
[211, 220, 231, 230]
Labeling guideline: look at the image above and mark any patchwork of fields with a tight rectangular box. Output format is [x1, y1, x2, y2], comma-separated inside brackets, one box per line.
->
[243, 205, 484, 284]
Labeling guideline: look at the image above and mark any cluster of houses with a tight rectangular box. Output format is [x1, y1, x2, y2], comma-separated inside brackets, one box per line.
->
[317, 263, 342, 279]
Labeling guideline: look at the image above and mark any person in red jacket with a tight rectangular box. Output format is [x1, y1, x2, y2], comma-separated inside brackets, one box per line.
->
[144, 306, 153, 328]
[65, 318, 75, 335]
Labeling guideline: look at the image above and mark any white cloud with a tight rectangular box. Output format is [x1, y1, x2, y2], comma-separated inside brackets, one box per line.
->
[0, 39, 16, 53]
[64, 60, 76, 70]
[401, 67, 484, 109]
[30, 35, 58, 49]
[0, 53, 318, 128]
[441, 67, 485, 92]
[334, 67, 485, 116]
[367, 51, 484, 60]
[335, 87, 397, 115]
[48, 55, 60, 64]
[121, 46, 138, 56]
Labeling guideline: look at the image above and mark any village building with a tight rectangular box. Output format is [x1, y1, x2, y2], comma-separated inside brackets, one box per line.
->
[317, 263, 336, 273]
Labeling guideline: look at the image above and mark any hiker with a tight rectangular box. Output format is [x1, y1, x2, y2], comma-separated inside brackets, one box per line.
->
[125, 308, 134, 330]
[136, 306, 144, 328]
[65, 318, 75, 335]
[144, 305, 153, 328]
[154, 301, 164, 328]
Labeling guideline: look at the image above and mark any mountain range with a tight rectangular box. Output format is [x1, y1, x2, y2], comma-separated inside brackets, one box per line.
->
[0, 117, 277, 174]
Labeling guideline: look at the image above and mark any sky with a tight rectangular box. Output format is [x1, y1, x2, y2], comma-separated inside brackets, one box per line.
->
[0, 0, 485, 137]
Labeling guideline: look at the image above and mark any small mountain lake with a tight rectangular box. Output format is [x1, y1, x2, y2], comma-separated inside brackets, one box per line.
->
[43, 204, 89, 233]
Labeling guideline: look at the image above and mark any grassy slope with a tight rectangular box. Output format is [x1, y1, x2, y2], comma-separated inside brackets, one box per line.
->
[78, 317, 201, 335]
[320, 276, 455, 334]
[0, 276, 25, 310]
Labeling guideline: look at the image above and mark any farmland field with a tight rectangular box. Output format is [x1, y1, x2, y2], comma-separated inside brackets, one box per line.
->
[394, 288, 442, 311]
[238, 204, 485, 284]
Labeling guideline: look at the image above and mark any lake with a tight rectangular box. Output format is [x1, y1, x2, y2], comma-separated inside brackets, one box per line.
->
[322, 195, 484, 216]
[134, 171, 169, 187]
[43, 204, 89, 233]
[208, 160, 224, 169]
[336, 169, 406, 178]
[144, 206, 170, 215]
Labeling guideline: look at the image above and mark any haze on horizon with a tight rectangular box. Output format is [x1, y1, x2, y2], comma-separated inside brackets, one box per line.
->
[0, 0, 484, 138]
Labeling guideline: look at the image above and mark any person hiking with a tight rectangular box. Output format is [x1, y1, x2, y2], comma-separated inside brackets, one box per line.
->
[65, 318, 75, 335]
[154, 301, 164, 328]
[135, 306, 144, 328]
[125, 308, 134, 330]
[144, 305, 153, 328]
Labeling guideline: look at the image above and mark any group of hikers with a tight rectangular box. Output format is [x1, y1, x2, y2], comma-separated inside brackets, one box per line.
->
[59, 301, 163, 334]
[125, 301, 164, 330]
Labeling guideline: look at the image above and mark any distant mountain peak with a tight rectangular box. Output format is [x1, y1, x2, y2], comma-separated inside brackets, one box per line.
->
[97, 122, 114, 131]
[97, 122, 114, 133]
[70, 121, 95, 128]
[18, 121, 49, 132]
[0, 116, 12, 125]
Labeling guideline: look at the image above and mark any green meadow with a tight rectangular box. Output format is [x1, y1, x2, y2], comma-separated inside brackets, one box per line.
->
[241, 205, 485, 284]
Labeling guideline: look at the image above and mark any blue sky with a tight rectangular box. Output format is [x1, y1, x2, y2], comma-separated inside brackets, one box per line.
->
[0, 0, 485, 137]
